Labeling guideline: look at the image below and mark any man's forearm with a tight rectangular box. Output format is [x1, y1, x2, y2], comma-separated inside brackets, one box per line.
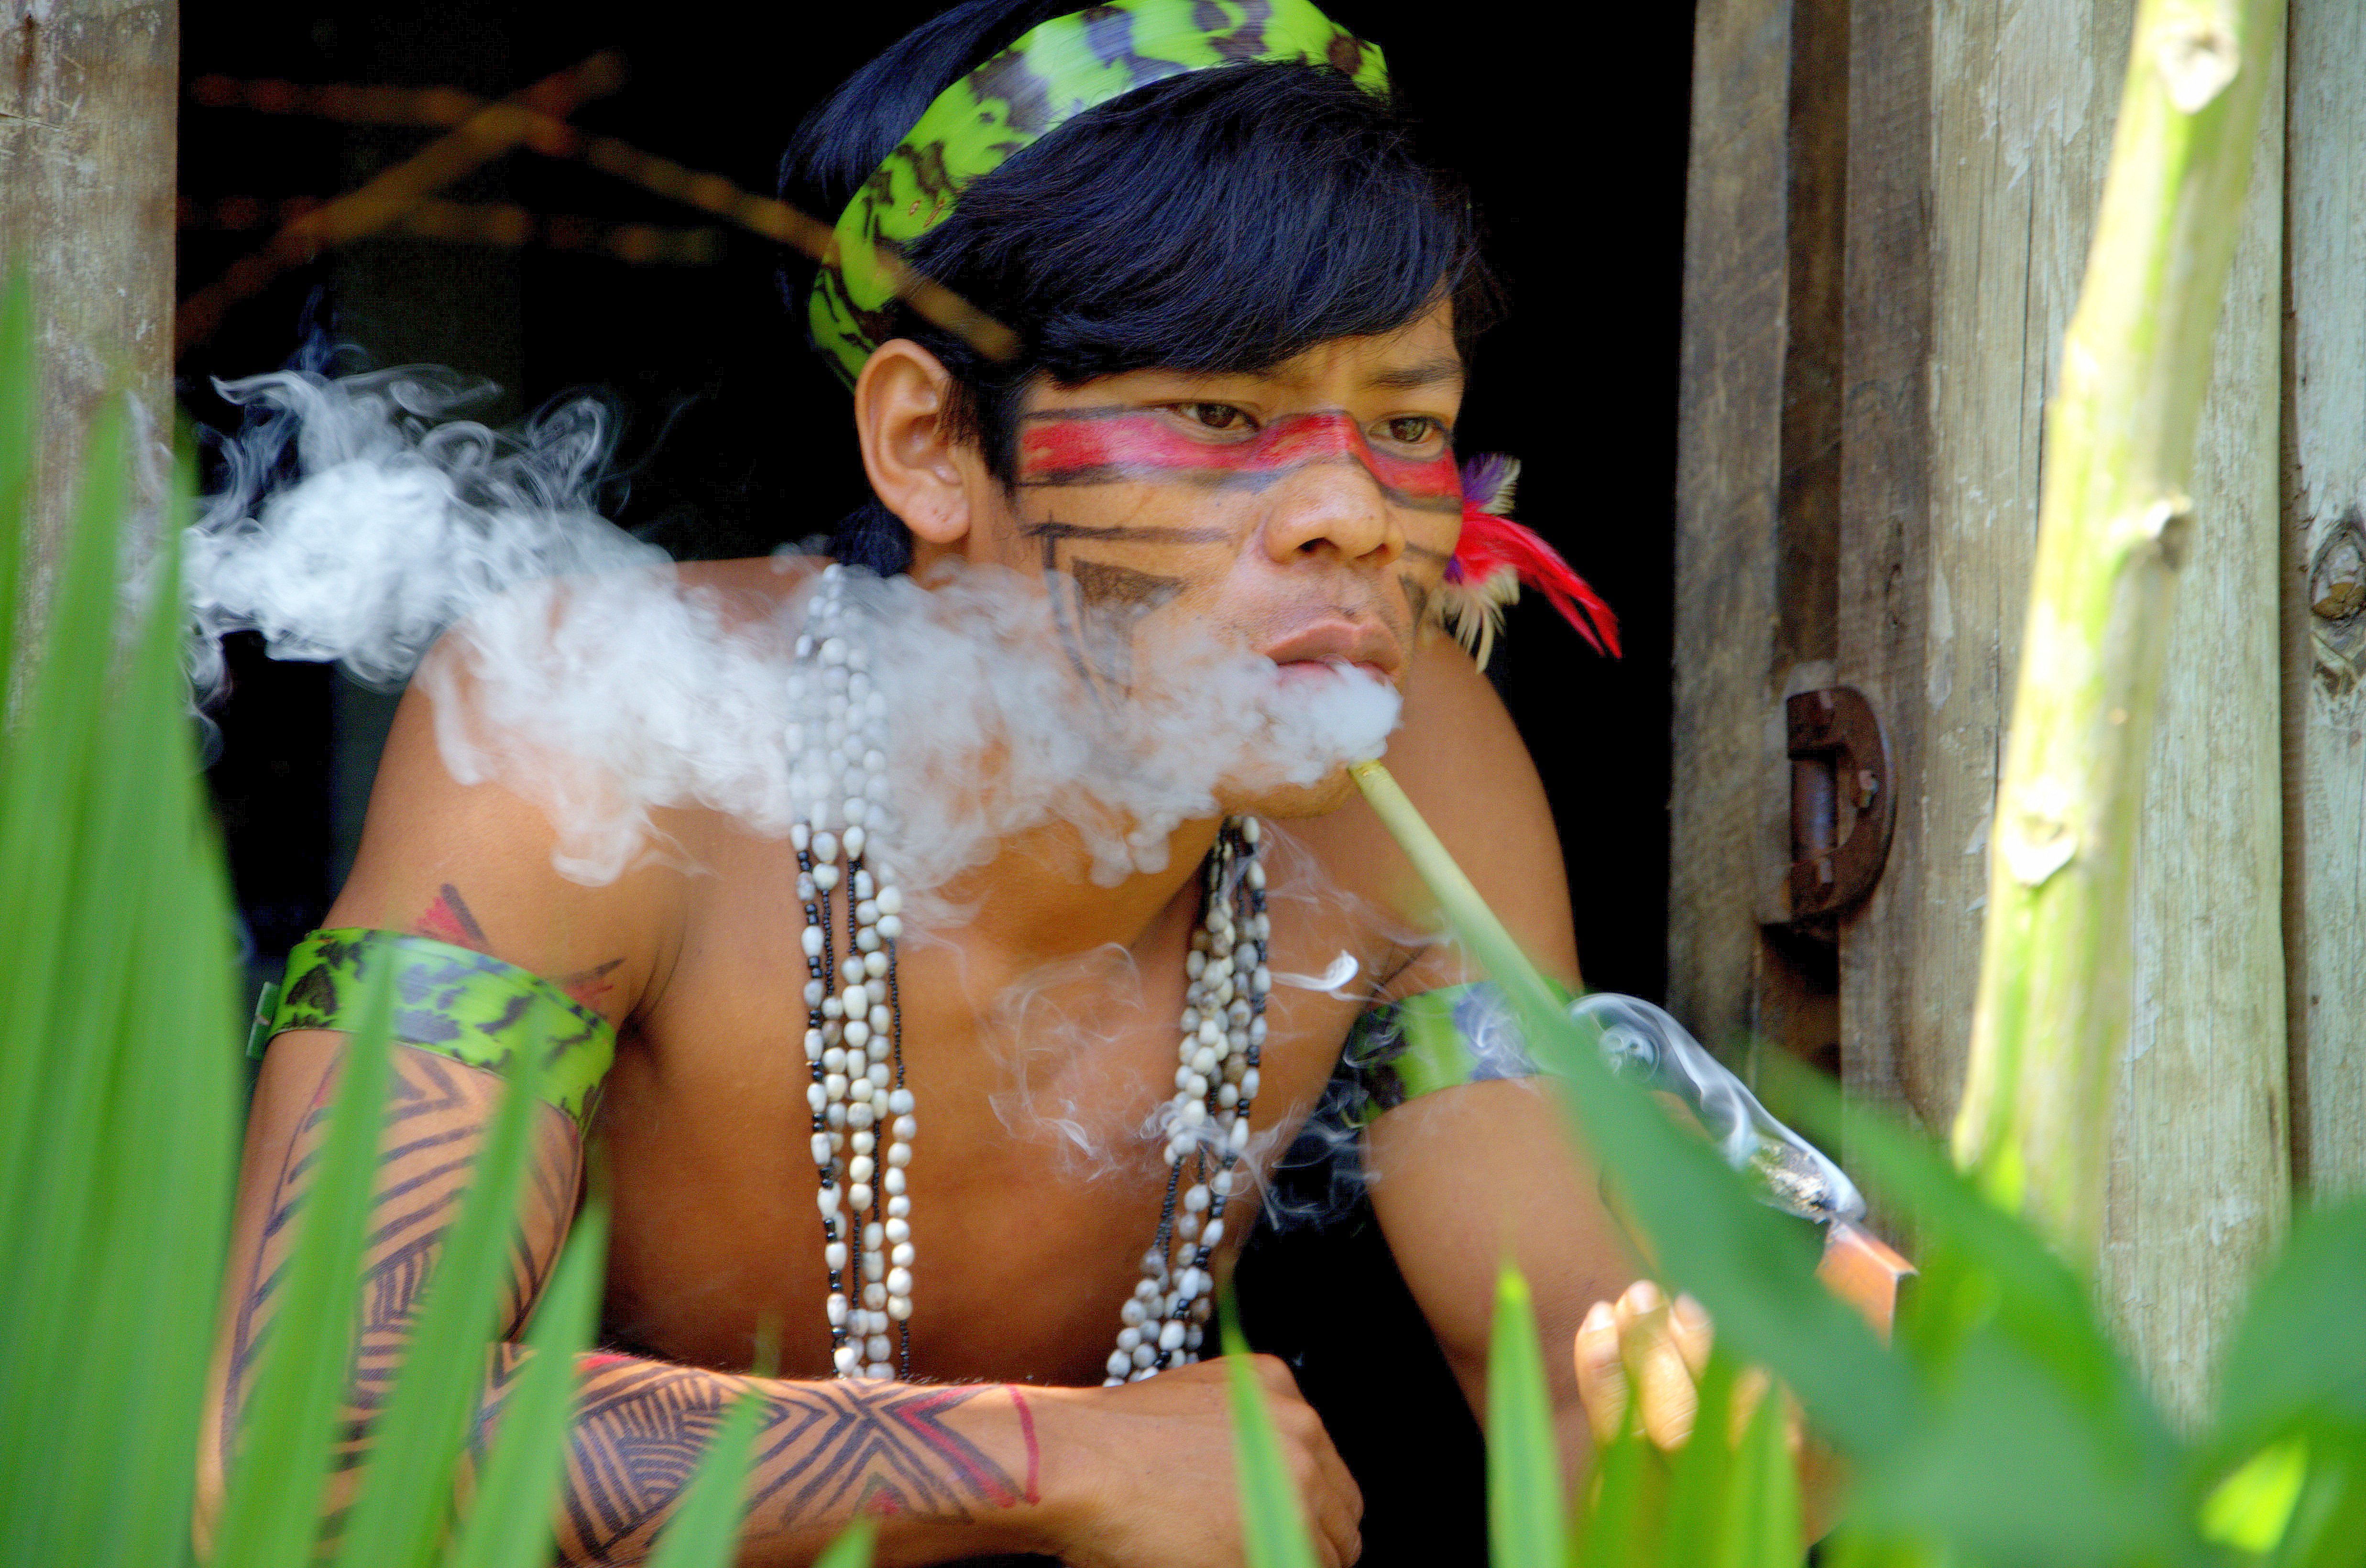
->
[220, 1041, 1057, 1566]
[519, 1351, 1052, 1566]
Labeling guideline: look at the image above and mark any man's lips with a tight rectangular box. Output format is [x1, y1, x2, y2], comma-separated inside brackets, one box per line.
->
[1260, 623, 1400, 679]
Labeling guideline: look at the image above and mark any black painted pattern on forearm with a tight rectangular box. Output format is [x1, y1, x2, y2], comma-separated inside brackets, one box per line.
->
[230, 1038, 1029, 1562]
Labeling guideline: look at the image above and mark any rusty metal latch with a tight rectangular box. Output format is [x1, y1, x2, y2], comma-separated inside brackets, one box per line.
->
[1786, 686, 1894, 920]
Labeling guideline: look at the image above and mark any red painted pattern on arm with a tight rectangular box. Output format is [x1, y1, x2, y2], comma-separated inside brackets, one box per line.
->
[1008, 1386, 1041, 1505]
[1018, 409, 1461, 514]
[412, 884, 492, 951]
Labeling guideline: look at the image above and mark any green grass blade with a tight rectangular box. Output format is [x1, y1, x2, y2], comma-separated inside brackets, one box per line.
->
[1488, 1263, 1566, 1568]
[0, 406, 143, 1548]
[1654, 1351, 1741, 1568]
[211, 968, 398, 1568]
[1219, 1309, 1322, 1568]
[0, 440, 239, 1567]
[0, 258, 33, 688]
[642, 1385, 763, 1568]
[446, 1205, 608, 1568]
[1570, 1428, 1663, 1568]
[51, 518, 242, 1568]
[811, 1519, 879, 1568]
[1711, 1375, 1802, 1568]
[0, 401, 133, 1283]
[336, 1044, 553, 1568]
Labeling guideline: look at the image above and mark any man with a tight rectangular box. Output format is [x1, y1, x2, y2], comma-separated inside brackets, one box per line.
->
[200, 2, 1703, 1562]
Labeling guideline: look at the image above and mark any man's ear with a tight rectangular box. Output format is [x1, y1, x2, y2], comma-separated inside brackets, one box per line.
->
[853, 339, 985, 549]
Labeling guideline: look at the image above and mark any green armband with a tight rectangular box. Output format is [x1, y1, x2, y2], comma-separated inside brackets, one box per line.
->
[1341, 978, 1574, 1128]
[262, 929, 617, 1130]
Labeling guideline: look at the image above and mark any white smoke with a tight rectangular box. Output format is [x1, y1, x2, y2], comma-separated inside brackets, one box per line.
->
[186, 366, 1403, 895]
[187, 368, 660, 701]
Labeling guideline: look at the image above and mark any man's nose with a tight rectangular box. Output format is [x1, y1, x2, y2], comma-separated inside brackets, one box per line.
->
[1257, 415, 1404, 567]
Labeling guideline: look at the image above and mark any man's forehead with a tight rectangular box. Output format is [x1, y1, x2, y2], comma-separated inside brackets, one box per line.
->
[1152, 335, 1465, 399]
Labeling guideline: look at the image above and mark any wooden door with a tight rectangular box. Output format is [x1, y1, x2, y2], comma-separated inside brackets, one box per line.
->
[1670, 0, 2300, 1421]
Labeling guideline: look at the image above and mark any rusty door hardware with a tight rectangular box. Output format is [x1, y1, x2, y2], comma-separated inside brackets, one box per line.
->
[1786, 686, 1894, 920]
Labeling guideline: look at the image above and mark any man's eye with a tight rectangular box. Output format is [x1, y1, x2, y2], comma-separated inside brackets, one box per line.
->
[1383, 416, 1444, 446]
[1178, 403, 1250, 432]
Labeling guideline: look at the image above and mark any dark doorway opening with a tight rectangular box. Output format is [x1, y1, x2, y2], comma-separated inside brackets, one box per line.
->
[179, 5, 1694, 1557]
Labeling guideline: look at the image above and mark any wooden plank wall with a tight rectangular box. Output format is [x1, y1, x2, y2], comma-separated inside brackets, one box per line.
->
[1675, 0, 2294, 1420]
[2284, 0, 2366, 1202]
[0, 0, 178, 587]
[1668, 0, 1796, 1057]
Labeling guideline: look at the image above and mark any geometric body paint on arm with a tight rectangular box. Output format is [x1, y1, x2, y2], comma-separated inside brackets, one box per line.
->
[411, 882, 623, 1009]
[561, 1370, 1034, 1555]
[227, 1042, 1041, 1564]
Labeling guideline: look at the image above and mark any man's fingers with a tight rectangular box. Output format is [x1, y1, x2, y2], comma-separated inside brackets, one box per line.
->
[1253, 1353, 1304, 1398]
[1729, 1365, 1773, 1445]
[1300, 1427, 1361, 1567]
[1669, 1292, 1714, 1378]
[1574, 1299, 1628, 1446]
[1614, 1276, 1664, 1331]
[1615, 1283, 1699, 1452]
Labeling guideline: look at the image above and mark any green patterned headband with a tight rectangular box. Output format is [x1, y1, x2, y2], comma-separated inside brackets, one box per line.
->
[809, 0, 1391, 386]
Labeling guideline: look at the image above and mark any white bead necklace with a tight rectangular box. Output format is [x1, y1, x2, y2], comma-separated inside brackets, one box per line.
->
[790, 565, 1272, 1384]
[792, 567, 915, 1379]
[1102, 815, 1270, 1384]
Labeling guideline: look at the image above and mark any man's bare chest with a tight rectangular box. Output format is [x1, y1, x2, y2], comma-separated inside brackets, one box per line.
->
[587, 824, 1408, 1386]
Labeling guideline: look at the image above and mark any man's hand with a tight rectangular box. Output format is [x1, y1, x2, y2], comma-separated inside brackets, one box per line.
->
[1572, 1280, 1717, 1449]
[1037, 1355, 1362, 1568]
[1572, 1282, 1843, 1538]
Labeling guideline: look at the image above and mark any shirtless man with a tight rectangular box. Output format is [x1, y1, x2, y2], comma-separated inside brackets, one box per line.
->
[200, 2, 1679, 1562]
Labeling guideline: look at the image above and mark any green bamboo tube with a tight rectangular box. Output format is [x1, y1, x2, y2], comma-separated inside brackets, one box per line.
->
[1951, 0, 2281, 1266]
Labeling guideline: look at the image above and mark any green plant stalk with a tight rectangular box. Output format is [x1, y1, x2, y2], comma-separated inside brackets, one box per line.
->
[1219, 1307, 1322, 1568]
[1951, 0, 2283, 1268]
[1347, 762, 1568, 1033]
[1348, 759, 1906, 1458]
[1486, 1264, 1566, 1568]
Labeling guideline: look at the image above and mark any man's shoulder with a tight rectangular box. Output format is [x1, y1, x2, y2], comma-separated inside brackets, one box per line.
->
[671, 553, 821, 608]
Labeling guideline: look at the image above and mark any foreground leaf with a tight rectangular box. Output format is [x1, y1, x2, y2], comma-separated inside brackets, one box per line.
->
[1221, 1310, 1321, 1568]
[1487, 1263, 1564, 1568]
[338, 1040, 555, 1568]
[643, 1384, 764, 1568]
[211, 966, 397, 1568]
[446, 1205, 608, 1568]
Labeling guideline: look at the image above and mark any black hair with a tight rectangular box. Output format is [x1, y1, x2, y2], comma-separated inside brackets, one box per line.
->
[779, 0, 1495, 574]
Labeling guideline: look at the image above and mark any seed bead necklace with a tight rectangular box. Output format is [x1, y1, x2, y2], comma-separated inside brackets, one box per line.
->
[789, 566, 1272, 1384]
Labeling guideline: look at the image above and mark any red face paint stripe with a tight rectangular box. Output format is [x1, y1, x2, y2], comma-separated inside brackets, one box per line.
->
[1018, 410, 1462, 513]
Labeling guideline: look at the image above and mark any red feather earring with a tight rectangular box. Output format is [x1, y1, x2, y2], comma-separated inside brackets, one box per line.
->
[1436, 455, 1621, 667]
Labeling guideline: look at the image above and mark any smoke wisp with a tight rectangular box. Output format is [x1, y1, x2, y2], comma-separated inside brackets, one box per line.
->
[185, 365, 1403, 898]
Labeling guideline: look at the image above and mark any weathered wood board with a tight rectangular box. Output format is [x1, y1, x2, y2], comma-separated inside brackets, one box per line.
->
[1669, 0, 1797, 1058]
[0, 0, 178, 590]
[2101, 37, 2288, 1423]
[1678, 0, 2293, 1423]
[2283, 0, 2366, 1202]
